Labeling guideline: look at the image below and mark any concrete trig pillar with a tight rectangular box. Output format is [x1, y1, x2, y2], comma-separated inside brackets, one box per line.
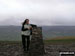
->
[29, 27, 45, 56]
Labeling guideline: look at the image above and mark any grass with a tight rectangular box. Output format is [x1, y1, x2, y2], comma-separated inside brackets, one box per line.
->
[0, 36, 75, 45]
[44, 36, 75, 45]
[0, 41, 22, 45]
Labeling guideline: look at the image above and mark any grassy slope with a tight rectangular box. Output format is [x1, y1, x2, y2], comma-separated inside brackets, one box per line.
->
[44, 36, 75, 45]
[0, 36, 75, 45]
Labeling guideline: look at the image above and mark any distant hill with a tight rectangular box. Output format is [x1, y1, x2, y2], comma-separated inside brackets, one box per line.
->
[0, 26, 21, 41]
[0, 26, 75, 41]
[42, 26, 75, 39]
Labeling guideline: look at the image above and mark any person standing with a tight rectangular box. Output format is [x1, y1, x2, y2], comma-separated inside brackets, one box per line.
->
[21, 19, 32, 52]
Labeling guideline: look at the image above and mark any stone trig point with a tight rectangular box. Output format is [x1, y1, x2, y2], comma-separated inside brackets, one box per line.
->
[28, 27, 45, 56]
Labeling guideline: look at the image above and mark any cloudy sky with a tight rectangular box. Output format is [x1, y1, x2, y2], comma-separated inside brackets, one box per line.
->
[0, 0, 75, 26]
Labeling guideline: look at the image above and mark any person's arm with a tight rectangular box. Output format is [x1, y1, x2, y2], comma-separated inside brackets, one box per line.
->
[21, 25, 29, 31]
[30, 24, 37, 28]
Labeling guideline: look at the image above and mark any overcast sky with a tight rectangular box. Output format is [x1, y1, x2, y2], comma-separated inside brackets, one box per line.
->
[0, 0, 75, 26]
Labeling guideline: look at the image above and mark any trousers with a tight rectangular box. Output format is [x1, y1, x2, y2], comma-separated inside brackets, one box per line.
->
[21, 35, 30, 51]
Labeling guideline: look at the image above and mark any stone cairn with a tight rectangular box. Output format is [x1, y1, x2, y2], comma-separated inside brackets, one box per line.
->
[28, 27, 45, 56]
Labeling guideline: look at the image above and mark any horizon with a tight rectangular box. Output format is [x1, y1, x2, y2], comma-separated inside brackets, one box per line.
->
[1, 25, 75, 27]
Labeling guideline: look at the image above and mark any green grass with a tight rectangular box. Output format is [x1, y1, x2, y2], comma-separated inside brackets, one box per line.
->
[44, 36, 75, 45]
[0, 36, 75, 45]
[0, 41, 22, 44]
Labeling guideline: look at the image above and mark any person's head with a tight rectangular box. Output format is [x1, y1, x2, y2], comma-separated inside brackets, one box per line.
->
[22, 19, 29, 25]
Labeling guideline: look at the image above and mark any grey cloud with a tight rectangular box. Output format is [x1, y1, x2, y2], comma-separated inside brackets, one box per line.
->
[0, 0, 75, 26]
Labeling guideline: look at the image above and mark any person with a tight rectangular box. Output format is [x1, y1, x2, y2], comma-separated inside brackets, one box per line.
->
[21, 19, 37, 52]
[21, 19, 32, 52]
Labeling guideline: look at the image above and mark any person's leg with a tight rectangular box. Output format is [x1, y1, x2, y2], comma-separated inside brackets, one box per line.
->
[22, 35, 26, 51]
[27, 36, 30, 51]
